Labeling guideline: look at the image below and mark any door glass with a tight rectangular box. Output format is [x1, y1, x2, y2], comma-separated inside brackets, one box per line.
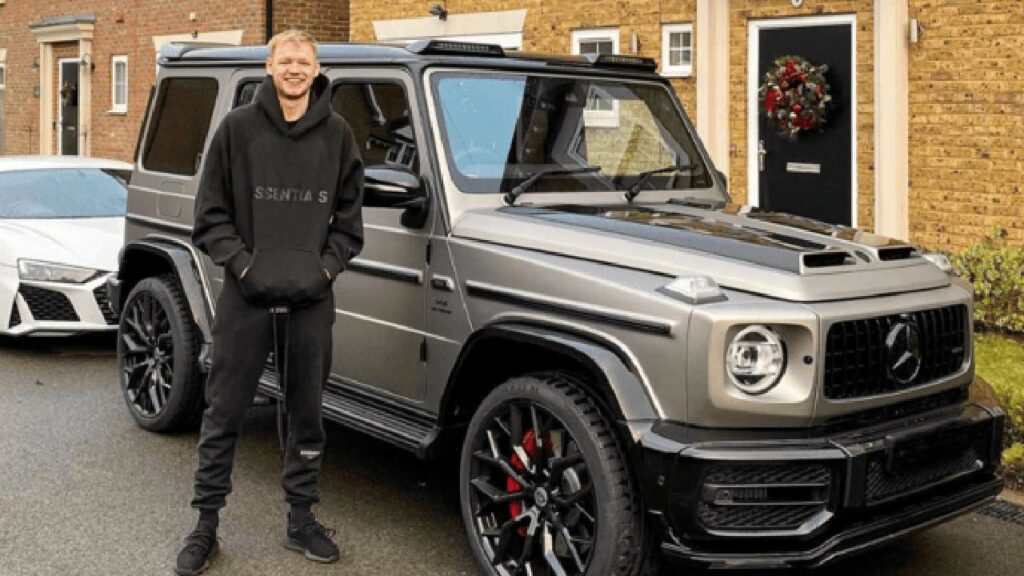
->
[142, 78, 219, 176]
[330, 82, 418, 172]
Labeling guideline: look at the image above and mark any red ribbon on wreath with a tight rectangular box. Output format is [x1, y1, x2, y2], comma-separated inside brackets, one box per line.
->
[759, 55, 831, 137]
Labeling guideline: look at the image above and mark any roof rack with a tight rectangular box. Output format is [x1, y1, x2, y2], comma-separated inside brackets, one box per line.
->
[586, 53, 658, 72]
[405, 39, 505, 58]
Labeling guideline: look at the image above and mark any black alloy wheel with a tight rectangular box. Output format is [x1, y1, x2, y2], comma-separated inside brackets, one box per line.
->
[118, 275, 203, 432]
[461, 372, 647, 576]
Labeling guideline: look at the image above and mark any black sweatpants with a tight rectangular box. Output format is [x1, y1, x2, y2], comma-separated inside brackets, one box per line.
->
[192, 273, 334, 510]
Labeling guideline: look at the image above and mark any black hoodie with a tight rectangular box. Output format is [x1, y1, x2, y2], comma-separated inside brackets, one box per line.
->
[192, 74, 364, 307]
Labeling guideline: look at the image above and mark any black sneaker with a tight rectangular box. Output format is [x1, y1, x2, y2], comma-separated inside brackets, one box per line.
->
[174, 523, 219, 576]
[284, 518, 340, 563]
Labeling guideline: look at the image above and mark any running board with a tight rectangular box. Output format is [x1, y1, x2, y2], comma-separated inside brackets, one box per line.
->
[257, 367, 441, 458]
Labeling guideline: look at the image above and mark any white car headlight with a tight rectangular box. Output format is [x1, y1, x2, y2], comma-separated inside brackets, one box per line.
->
[726, 325, 786, 394]
[18, 259, 100, 284]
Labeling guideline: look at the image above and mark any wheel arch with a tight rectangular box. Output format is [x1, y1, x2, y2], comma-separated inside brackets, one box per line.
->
[440, 322, 660, 431]
[115, 237, 213, 348]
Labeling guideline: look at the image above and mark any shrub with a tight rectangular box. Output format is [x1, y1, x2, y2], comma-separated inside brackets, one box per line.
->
[1004, 443, 1024, 491]
[951, 227, 1024, 333]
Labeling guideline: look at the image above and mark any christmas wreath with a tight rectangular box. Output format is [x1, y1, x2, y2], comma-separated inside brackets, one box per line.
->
[759, 55, 832, 136]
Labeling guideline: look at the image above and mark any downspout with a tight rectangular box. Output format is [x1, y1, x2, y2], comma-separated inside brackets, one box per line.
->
[265, 0, 274, 42]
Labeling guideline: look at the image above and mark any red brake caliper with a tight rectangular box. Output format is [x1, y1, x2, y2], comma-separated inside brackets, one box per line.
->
[507, 428, 538, 535]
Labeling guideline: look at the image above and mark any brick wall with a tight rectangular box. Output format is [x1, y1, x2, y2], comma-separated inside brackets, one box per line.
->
[273, 1, 350, 42]
[907, 0, 1024, 250]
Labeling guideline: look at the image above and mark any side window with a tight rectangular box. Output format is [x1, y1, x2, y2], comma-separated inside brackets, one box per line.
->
[142, 77, 218, 176]
[234, 79, 261, 107]
[330, 82, 418, 171]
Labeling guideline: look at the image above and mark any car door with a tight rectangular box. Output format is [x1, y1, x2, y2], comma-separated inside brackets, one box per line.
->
[326, 69, 430, 401]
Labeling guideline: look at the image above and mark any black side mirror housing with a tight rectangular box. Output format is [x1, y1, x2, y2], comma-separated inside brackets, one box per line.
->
[363, 165, 429, 228]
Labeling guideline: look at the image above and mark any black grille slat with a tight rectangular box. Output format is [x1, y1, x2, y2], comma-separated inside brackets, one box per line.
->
[8, 302, 21, 328]
[824, 305, 968, 400]
[699, 465, 832, 532]
[697, 503, 822, 531]
[93, 285, 118, 325]
[19, 286, 79, 322]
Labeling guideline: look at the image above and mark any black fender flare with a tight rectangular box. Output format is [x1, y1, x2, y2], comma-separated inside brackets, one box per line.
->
[113, 237, 214, 350]
[442, 322, 659, 424]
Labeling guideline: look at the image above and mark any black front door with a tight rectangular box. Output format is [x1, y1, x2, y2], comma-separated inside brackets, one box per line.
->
[758, 24, 851, 225]
[59, 60, 79, 156]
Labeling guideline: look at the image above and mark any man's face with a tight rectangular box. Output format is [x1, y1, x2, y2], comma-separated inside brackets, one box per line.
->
[266, 40, 319, 101]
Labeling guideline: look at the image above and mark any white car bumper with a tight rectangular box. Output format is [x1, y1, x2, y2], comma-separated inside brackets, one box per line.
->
[0, 266, 118, 336]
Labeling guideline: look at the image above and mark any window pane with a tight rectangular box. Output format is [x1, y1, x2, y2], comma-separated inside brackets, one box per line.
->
[670, 49, 682, 67]
[142, 78, 218, 176]
[681, 49, 692, 65]
[0, 66, 6, 87]
[0, 169, 126, 218]
[682, 32, 692, 45]
[670, 33, 682, 50]
[114, 61, 127, 106]
[331, 82, 418, 171]
[578, 38, 613, 56]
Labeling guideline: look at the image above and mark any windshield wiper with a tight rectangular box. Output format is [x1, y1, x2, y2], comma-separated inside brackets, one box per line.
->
[503, 165, 603, 206]
[624, 163, 698, 203]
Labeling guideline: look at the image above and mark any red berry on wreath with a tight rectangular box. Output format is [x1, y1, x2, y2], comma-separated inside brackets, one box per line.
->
[780, 81, 789, 90]
[792, 103, 803, 113]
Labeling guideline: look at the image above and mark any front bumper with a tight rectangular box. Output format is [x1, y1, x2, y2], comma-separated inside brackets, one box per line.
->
[1, 270, 119, 336]
[637, 401, 1004, 570]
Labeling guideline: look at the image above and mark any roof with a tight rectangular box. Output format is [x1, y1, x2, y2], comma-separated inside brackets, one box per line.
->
[0, 156, 133, 173]
[158, 41, 659, 76]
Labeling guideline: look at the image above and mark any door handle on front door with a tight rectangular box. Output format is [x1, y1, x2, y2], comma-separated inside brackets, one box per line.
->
[758, 139, 767, 172]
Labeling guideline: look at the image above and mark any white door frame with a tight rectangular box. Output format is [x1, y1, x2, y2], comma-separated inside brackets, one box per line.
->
[746, 14, 858, 227]
[57, 57, 80, 156]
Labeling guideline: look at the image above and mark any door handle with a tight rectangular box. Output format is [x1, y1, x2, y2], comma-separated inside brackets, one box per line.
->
[758, 139, 767, 172]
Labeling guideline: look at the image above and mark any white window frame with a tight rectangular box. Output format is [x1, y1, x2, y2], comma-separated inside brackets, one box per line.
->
[111, 55, 127, 113]
[661, 23, 693, 77]
[571, 28, 620, 128]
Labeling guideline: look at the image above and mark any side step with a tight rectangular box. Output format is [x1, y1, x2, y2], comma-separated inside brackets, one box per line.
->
[257, 367, 441, 458]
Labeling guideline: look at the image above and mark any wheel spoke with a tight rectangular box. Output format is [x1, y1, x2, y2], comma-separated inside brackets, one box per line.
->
[148, 378, 162, 413]
[473, 450, 533, 490]
[121, 331, 148, 355]
[548, 454, 584, 480]
[509, 404, 524, 444]
[559, 525, 585, 573]
[554, 482, 592, 507]
[542, 524, 570, 576]
[471, 478, 522, 505]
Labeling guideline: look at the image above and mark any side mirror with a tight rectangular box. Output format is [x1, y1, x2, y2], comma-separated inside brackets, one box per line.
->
[716, 169, 728, 192]
[363, 165, 429, 229]
[364, 165, 425, 208]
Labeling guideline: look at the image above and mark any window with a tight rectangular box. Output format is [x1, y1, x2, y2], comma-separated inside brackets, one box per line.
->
[0, 63, 6, 88]
[571, 28, 620, 127]
[331, 81, 418, 171]
[142, 78, 218, 176]
[661, 24, 693, 77]
[111, 55, 128, 112]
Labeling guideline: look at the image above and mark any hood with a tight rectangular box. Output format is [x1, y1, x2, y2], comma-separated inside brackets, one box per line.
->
[452, 201, 951, 302]
[0, 217, 124, 273]
[255, 73, 333, 138]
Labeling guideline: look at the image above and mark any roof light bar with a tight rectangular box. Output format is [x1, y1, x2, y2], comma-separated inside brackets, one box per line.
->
[587, 53, 658, 72]
[405, 39, 505, 57]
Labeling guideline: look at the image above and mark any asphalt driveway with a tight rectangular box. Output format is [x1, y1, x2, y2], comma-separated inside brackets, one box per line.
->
[0, 334, 1022, 576]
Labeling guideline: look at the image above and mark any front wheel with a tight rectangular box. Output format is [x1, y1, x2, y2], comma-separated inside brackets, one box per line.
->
[117, 274, 203, 432]
[460, 372, 647, 576]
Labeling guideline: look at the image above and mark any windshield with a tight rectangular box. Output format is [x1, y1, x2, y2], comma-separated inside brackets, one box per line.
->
[432, 71, 715, 195]
[0, 169, 127, 219]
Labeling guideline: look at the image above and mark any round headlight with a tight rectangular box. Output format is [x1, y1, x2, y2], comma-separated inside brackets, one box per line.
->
[726, 325, 786, 394]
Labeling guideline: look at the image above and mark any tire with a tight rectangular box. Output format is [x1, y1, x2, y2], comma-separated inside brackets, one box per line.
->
[459, 372, 648, 576]
[117, 274, 204, 432]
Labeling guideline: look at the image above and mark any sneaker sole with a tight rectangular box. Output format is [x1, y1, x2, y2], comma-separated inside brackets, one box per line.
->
[174, 542, 219, 576]
[283, 537, 340, 563]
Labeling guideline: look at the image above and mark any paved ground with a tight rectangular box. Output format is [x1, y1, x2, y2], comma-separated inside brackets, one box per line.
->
[1, 333, 1023, 576]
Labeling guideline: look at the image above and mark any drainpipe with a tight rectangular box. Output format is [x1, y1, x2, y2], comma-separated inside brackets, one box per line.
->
[265, 0, 274, 42]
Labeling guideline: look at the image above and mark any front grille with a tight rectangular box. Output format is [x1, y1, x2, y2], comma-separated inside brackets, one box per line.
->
[865, 424, 989, 504]
[8, 302, 21, 328]
[93, 285, 118, 325]
[824, 305, 968, 399]
[19, 286, 79, 322]
[698, 464, 832, 532]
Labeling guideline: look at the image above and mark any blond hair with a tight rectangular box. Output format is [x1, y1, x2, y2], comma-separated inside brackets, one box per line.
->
[267, 29, 318, 58]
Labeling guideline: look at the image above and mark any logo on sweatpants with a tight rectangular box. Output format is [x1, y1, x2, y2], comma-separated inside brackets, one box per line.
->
[300, 449, 321, 460]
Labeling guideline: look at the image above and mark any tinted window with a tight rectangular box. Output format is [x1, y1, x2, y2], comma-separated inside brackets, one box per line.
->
[0, 169, 127, 219]
[331, 82, 418, 171]
[142, 77, 218, 176]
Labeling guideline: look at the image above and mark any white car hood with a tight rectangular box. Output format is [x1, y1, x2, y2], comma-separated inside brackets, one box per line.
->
[0, 217, 124, 273]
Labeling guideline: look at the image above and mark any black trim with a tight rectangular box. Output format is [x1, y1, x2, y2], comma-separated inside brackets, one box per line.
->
[346, 259, 423, 285]
[465, 281, 673, 336]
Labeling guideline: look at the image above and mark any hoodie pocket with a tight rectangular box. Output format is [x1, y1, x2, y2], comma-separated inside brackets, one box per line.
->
[239, 248, 329, 307]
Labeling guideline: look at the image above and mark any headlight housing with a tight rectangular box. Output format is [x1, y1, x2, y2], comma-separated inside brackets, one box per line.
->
[18, 259, 100, 283]
[726, 325, 786, 394]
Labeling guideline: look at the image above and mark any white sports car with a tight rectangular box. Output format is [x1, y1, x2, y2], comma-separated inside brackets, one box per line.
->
[0, 156, 132, 336]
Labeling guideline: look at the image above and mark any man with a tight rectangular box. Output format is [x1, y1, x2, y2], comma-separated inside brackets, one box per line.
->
[175, 30, 363, 575]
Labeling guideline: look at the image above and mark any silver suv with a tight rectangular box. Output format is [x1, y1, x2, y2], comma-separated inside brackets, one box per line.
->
[109, 41, 1005, 574]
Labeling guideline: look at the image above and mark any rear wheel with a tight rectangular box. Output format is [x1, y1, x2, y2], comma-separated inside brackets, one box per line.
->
[118, 274, 203, 432]
[460, 372, 647, 576]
